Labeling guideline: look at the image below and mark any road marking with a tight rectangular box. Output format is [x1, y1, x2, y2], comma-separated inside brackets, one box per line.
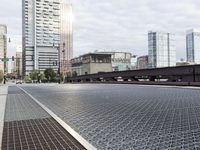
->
[18, 86, 97, 150]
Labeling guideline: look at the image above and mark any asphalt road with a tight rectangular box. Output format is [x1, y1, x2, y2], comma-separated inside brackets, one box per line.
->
[20, 84, 200, 150]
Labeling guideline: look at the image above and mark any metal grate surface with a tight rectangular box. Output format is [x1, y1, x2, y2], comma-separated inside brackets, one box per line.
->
[5, 92, 49, 122]
[3, 86, 87, 150]
[2, 118, 86, 150]
[8, 86, 25, 95]
[21, 84, 200, 150]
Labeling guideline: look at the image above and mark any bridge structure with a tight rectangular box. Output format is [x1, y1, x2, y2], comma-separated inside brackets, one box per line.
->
[66, 65, 200, 86]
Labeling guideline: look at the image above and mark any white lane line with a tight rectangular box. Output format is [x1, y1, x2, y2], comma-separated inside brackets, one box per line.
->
[18, 86, 97, 150]
[0, 86, 8, 149]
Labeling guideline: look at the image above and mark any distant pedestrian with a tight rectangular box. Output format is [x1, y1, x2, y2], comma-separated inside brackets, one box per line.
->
[3, 75, 6, 84]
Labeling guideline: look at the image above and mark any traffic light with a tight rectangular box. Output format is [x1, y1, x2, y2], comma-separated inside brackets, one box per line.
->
[12, 56, 15, 61]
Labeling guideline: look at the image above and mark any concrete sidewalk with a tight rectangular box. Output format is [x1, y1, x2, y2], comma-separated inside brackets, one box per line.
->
[0, 85, 8, 149]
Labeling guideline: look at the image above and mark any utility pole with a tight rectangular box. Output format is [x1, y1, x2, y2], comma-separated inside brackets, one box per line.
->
[62, 42, 66, 83]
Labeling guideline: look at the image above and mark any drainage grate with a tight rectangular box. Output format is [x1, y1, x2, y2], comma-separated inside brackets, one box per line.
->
[2, 118, 86, 150]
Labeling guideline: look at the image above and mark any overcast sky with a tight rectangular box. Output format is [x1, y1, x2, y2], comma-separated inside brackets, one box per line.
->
[1, 0, 200, 64]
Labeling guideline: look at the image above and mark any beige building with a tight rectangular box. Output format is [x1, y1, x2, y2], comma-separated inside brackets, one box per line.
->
[0, 24, 7, 73]
[16, 46, 23, 78]
[71, 53, 112, 76]
[11, 60, 16, 73]
[95, 50, 132, 71]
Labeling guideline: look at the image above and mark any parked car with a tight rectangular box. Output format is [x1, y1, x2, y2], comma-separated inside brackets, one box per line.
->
[16, 80, 23, 84]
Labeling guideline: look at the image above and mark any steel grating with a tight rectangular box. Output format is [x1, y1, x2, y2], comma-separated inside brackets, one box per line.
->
[5, 91, 49, 121]
[8, 86, 25, 95]
[2, 86, 87, 150]
[2, 118, 86, 150]
[21, 84, 200, 150]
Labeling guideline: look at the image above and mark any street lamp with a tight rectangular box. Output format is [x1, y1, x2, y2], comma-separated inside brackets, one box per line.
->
[53, 42, 65, 83]
[1, 37, 11, 84]
[62, 42, 65, 83]
[53, 43, 61, 83]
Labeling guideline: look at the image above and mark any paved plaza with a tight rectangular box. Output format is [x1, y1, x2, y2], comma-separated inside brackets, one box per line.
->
[1, 84, 200, 149]
[1, 85, 86, 150]
[19, 84, 200, 150]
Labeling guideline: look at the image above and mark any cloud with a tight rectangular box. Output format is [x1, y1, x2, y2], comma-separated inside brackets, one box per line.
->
[1, 0, 200, 62]
[72, 0, 200, 60]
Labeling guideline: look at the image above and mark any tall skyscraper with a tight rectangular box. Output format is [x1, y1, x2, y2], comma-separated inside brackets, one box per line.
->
[186, 29, 200, 64]
[16, 46, 23, 78]
[22, 0, 73, 75]
[148, 31, 176, 68]
[0, 24, 7, 73]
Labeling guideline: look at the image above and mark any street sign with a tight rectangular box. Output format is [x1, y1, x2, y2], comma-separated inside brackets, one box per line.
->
[0, 57, 12, 62]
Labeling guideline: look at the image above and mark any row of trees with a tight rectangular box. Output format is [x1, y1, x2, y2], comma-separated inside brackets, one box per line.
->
[0, 68, 77, 84]
[24, 68, 62, 82]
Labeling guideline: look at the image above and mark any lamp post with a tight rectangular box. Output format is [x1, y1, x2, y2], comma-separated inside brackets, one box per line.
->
[53, 43, 61, 83]
[53, 42, 65, 83]
[62, 42, 65, 83]
[57, 43, 61, 84]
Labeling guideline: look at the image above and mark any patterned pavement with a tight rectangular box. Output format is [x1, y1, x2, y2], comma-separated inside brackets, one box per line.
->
[1, 86, 86, 150]
[21, 84, 200, 150]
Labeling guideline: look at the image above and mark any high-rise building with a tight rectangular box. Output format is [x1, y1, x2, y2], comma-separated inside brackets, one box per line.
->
[22, 0, 73, 75]
[11, 60, 16, 74]
[148, 31, 176, 68]
[0, 24, 7, 73]
[186, 29, 200, 64]
[16, 46, 23, 78]
[137, 55, 148, 70]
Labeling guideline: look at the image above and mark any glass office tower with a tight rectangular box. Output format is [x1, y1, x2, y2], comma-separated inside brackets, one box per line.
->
[148, 31, 176, 68]
[22, 0, 73, 75]
[186, 29, 200, 64]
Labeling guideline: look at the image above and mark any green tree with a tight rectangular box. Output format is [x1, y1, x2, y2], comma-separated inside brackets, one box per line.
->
[0, 70, 3, 83]
[44, 68, 56, 81]
[24, 75, 31, 81]
[30, 70, 38, 80]
[39, 73, 46, 81]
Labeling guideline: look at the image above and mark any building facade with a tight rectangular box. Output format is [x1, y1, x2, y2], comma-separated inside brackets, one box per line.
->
[0, 24, 7, 73]
[95, 51, 132, 71]
[186, 29, 200, 64]
[71, 53, 112, 76]
[137, 55, 148, 70]
[11, 60, 16, 74]
[22, 0, 73, 75]
[148, 31, 176, 68]
[16, 46, 23, 78]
